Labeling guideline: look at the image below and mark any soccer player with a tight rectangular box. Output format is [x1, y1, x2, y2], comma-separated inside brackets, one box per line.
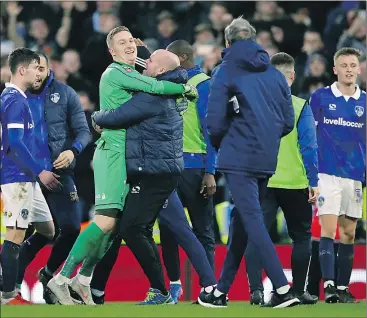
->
[310, 47, 366, 303]
[244, 52, 319, 305]
[14, 51, 91, 304]
[47, 26, 197, 305]
[0, 48, 59, 305]
[91, 46, 217, 305]
[199, 17, 299, 308]
[162, 40, 217, 301]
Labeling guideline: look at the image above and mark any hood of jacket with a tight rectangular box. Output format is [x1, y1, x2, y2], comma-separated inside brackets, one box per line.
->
[222, 39, 270, 72]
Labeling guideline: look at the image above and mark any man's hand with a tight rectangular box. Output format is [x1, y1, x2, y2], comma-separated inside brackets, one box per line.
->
[53, 150, 74, 169]
[200, 173, 216, 198]
[308, 186, 319, 203]
[38, 170, 61, 190]
[134, 38, 146, 47]
[183, 84, 198, 101]
[91, 112, 103, 134]
[176, 97, 188, 115]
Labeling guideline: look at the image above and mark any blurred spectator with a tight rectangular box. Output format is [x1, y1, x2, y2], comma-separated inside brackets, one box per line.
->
[202, 48, 221, 76]
[0, 56, 11, 92]
[358, 54, 366, 91]
[256, 30, 273, 48]
[253, 1, 286, 21]
[337, 10, 366, 54]
[155, 11, 179, 49]
[80, 11, 120, 86]
[193, 24, 217, 66]
[298, 75, 330, 100]
[50, 54, 68, 83]
[208, 2, 233, 46]
[265, 44, 279, 57]
[62, 49, 96, 103]
[305, 53, 328, 77]
[294, 29, 326, 93]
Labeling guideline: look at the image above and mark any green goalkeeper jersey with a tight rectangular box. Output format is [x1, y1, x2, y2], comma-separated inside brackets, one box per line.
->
[98, 61, 185, 151]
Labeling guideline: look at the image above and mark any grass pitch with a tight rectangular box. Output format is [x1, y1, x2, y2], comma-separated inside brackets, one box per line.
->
[2, 301, 366, 318]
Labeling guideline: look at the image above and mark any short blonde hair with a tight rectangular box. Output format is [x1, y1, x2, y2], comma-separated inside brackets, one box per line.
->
[106, 26, 130, 48]
[334, 47, 362, 64]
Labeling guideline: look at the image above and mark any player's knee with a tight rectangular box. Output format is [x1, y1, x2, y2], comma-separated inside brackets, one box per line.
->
[339, 229, 355, 244]
[58, 224, 80, 240]
[5, 228, 26, 245]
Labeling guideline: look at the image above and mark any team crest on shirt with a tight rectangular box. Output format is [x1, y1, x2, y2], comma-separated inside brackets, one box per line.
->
[124, 67, 133, 73]
[355, 106, 364, 117]
[21, 209, 29, 220]
[50, 93, 60, 103]
[318, 196, 325, 207]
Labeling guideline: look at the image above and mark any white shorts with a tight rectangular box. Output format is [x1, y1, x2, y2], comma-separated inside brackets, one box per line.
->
[1, 182, 52, 229]
[317, 173, 363, 219]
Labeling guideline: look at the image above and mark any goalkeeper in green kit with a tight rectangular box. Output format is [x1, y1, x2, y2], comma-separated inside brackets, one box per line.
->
[47, 26, 197, 305]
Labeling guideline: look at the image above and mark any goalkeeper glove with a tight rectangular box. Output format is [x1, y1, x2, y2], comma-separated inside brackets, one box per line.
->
[182, 84, 198, 101]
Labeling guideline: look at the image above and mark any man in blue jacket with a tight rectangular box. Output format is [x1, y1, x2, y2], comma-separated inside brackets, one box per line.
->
[91, 48, 217, 305]
[214, 52, 320, 306]
[16, 52, 91, 303]
[198, 17, 298, 309]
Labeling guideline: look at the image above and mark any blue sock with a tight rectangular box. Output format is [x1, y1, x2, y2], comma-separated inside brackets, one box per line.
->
[1, 240, 20, 294]
[337, 243, 354, 287]
[319, 237, 335, 282]
[17, 233, 49, 285]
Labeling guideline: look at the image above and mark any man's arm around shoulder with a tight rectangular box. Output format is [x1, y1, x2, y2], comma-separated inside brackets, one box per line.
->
[94, 92, 160, 129]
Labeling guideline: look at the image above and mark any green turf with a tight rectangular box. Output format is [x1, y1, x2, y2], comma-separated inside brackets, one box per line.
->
[2, 302, 366, 318]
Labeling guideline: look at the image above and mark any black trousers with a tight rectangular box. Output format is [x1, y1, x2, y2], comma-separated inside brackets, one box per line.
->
[119, 175, 179, 294]
[159, 168, 215, 281]
[245, 188, 312, 293]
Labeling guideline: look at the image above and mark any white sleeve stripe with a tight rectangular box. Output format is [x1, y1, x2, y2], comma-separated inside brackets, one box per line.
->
[7, 123, 24, 129]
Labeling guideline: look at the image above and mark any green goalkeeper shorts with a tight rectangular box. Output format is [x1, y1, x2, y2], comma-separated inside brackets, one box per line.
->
[93, 140, 129, 214]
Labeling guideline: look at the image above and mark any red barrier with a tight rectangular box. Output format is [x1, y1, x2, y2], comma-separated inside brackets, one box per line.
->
[19, 245, 366, 303]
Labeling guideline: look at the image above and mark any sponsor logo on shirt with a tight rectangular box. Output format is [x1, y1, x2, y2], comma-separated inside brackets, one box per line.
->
[323, 117, 364, 128]
[28, 122, 34, 129]
[329, 104, 336, 110]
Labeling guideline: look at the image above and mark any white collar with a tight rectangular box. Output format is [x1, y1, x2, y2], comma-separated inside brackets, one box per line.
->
[5, 82, 27, 98]
[330, 82, 361, 100]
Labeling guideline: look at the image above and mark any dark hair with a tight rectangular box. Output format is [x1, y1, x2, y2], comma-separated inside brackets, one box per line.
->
[8, 47, 40, 75]
[36, 51, 49, 66]
[166, 40, 194, 61]
[106, 26, 130, 48]
[270, 52, 295, 67]
[334, 47, 362, 63]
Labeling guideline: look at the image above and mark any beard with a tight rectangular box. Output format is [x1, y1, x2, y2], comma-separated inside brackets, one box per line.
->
[28, 75, 49, 94]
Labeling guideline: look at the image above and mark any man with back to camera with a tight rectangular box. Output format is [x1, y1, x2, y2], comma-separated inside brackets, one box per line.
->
[197, 17, 299, 308]
[47, 26, 198, 305]
[0, 48, 58, 305]
[89, 44, 217, 305]
[14, 51, 92, 304]
[310, 47, 366, 303]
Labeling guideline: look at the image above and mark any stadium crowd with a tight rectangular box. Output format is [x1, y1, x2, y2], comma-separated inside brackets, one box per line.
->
[0, 0, 366, 307]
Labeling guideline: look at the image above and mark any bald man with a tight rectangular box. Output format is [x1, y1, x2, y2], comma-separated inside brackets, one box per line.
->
[91, 49, 191, 304]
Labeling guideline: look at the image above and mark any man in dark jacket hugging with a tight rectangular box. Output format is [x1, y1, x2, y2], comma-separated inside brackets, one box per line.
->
[92, 49, 191, 304]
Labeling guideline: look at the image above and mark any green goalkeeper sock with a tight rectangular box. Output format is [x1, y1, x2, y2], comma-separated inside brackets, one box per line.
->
[60, 222, 104, 278]
[79, 232, 113, 277]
